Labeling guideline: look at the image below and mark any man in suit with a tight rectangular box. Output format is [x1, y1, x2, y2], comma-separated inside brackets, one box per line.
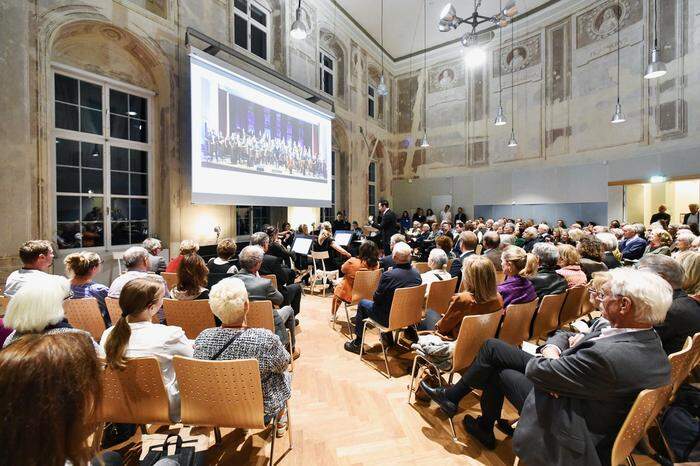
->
[331, 211, 351, 233]
[234, 245, 299, 358]
[618, 224, 647, 261]
[482, 231, 502, 271]
[377, 200, 398, 256]
[454, 207, 467, 224]
[528, 242, 568, 300]
[650, 204, 671, 225]
[449, 231, 478, 290]
[638, 254, 700, 355]
[421, 268, 672, 466]
[142, 238, 166, 274]
[684, 203, 700, 235]
[379, 234, 406, 271]
[344, 242, 421, 354]
[250, 232, 302, 317]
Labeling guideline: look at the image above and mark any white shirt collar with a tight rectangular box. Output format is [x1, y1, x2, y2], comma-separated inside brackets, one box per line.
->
[593, 327, 648, 341]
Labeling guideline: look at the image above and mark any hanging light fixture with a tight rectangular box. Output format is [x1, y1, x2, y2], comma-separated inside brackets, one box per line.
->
[611, 9, 626, 124]
[290, 0, 308, 40]
[420, 0, 430, 148]
[644, 0, 667, 79]
[494, 0, 507, 126]
[507, 18, 517, 147]
[377, 0, 389, 96]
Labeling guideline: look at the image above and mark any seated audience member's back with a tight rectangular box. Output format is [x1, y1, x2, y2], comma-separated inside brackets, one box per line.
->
[64, 251, 110, 325]
[527, 242, 568, 299]
[4, 240, 54, 296]
[207, 237, 239, 274]
[171, 253, 210, 300]
[108, 246, 169, 299]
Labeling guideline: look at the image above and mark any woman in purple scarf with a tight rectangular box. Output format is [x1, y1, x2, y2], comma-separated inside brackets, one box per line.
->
[498, 246, 537, 309]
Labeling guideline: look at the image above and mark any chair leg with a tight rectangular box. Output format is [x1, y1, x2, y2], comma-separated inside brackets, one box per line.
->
[214, 427, 222, 443]
[447, 416, 458, 442]
[359, 321, 368, 361]
[379, 332, 391, 379]
[269, 424, 276, 466]
[140, 424, 148, 434]
[625, 456, 636, 466]
[344, 302, 354, 340]
[408, 356, 422, 404]
[286, 401, 293, 450]
[287, 331, 294, 373]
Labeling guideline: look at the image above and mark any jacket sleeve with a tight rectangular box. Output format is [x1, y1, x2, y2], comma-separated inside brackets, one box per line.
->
[435, 301, 462, 335]
[373, 273, 390, 307]
[266, 282, 284, 306]
[543, 330, 576, 351]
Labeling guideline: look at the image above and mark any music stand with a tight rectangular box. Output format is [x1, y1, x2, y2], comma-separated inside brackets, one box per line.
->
[291, 235, 313, 255]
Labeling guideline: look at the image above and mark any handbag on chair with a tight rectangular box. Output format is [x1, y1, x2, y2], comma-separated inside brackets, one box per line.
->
[140, 434, 204, 466]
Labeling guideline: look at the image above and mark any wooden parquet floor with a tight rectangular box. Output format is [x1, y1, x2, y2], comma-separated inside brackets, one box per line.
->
[112, 293, 658, 466]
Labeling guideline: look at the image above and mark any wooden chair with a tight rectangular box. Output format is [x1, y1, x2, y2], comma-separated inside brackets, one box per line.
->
[408, 311, 502, 441]
[412, 262, 430, 274]
[498, 300, 537, 347]
[307, 251, 338, 297]
[668, 333, 700, 399]
[261, 274, 278, 291]
[425, 276, 458, 315]
[247, 300, 293, 372]
[161, 272, 178, 291]
[63, 298, 106, 341]
[558, 285, 587, 327]
[0, 295, 10, 316]
[100, 357, 171, 427]
[531, 293, 567, 342]
[359, 283, 427, 378]
[446, 259, 455, 272]
[333, 269, 382, 340]
[174, 356, 291, 466]
[162, 299, 215, 340]
[105, 297, 122, 326]
[610, 384, 673, 466]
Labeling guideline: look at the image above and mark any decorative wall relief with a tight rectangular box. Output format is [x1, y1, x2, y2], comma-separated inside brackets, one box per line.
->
[468, 140, 489, 166]
[576, 0, 642, 48]
[545, 18, 572, 156]
[428, 61, 465, 93]
[396, 75, 419, 133]
[493, 34, 541, 75]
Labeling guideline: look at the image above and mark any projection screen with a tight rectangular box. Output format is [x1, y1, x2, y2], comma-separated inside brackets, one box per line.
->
[190, 48, 333, 207]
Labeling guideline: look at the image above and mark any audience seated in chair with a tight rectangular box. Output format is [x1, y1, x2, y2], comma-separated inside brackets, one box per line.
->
[450, 231, 479, 290]
[379, 233, 405, 271]
[206, 237, 239, 274]
[101, 277, 193, 421]
[165, 239, 199, 273]
[644, 229, 673, 257]
[233, 245, 299, 359]
[3, 239, 54, 297]
[171, 253, 210, 301]
[596, 232, 621, 270]
[677, 251, 700, 301]
[482, 231, 503, 272]
[193, 277, 291, 435]
[555, 244, 588, 289]
[332, 241, 380, 316]
[497, 246, 537, 309]
[65, 251, 110, 325]
[421, 268, 672, 466]
[577, 235, 608, 281]
[250, 232, 303, 317]
[344, 242, 422, 354]
[619, 224, 647, 261]
[108, 246, 170, 300]
[527, 243, 568, 300]
[143, 237, 167, 274]
[420, 248, 452, 298]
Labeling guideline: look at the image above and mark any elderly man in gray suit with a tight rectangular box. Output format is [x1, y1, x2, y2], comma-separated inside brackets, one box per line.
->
[233, 245, 299, 359]
[421, 267, 672, 466]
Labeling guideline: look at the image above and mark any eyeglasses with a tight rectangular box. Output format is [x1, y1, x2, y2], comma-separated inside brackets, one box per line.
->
[588, 287, 606, 302]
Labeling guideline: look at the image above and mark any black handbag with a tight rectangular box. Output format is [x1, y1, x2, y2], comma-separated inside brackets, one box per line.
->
[140, 434, 203, 466]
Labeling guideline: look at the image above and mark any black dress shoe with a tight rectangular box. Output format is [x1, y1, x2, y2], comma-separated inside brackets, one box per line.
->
[462, 415, 496, 450]
[496, 418, 515, 437]
[380, 332, 395, 348]
[344, 340, 362, 355]
[403, 326, 419, 344]
[419, 382, 458, 418]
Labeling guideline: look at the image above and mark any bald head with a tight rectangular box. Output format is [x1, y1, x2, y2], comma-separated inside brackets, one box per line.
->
[392, 242, 412, 265]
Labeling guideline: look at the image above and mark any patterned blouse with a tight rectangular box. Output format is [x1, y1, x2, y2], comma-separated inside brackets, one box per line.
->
[193, 327, 291, 416]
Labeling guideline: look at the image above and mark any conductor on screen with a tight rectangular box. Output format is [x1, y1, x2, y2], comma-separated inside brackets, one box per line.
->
[377, 200, 398, 256]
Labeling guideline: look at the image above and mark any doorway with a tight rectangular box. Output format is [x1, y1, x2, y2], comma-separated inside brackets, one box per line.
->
[610, 178, 700, 226]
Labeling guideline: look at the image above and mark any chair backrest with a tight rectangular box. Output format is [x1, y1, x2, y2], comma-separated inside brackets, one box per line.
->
[261, 274, 278, 290]
[610, 385, 672, 466]
[668, 336, 699, 397]
[452, 311, 503, 373]
[246, 300, 275, 332]
[350, 269, 382, 305]
[63, 298, 106, 341]
[100, 357, 171, 425]
[162, 299, 216, 339]
[0, 295, 10, 316]
[531, 293, 567, 341]
[105, 297, 122, 326]
[558, 285, 587, 326]
[495, 271, 505, 284]
[412, 262, 430, 274]
[174, 356, 266, 429]
[387, 284, 427, 330]
[475, 244, 483, 255]
[499, 300, 538, 346]
[161, 272, 178, 291]
[425, 276, 458, 315]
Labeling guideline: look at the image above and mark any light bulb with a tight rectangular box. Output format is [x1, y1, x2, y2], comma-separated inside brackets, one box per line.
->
[290, 8, 308, 40]
[507, 129, 518, 147]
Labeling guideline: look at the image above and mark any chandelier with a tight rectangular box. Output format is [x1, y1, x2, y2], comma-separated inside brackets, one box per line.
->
[438, 0, 517, 47]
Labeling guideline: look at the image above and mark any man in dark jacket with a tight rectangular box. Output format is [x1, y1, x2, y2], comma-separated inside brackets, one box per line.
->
[420, 268, 672, 465]
[528, 243, 567, 300]
[344, 242, 421, 354]
[377, 200, 398, 256]
[638, 254, 700, 354]
[250, 232, 302, 316]
[379, 234, 405, 271]
[450, 231, 478, 291]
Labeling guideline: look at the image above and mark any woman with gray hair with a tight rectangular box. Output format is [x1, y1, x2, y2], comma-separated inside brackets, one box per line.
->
[521, 227, 538, 253]
[596, 232, 621, 269]
[193, 277, 291, 436]
[420, 248, 452, 297]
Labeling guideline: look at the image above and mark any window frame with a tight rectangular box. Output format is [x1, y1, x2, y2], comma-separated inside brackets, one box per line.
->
[235, 205, 272, 242]
[368, 161, 377, 219]
[319, 49, 336, 97]
[367, 84, 376, 119]
[320, 150, 337, 222]
[50, 63, 155, 252]
[232, 0, 271, 63]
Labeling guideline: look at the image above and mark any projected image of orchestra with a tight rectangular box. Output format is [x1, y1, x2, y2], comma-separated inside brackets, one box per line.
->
[200, 87, 327, 182]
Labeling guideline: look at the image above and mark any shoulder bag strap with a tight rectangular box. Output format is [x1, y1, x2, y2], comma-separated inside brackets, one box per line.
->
[210, 330, 244, 360]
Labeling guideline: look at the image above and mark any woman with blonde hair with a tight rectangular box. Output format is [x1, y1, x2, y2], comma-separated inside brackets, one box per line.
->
[521, 253, 539, 279]
[556, 244, 588, 288]
[498, 246, 537, 308]
[644, 229, 673, 256]
[172, 253, 209, 300]
[101, 277, 193, 421]
[165, 239, 200, 273]
[678, 251, 700, 300]
[312, 227, 351, 271]
[64, 251, 110, 325]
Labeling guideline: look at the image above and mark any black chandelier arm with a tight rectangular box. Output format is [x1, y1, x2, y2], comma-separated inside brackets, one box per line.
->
[456, 15, 498, 29]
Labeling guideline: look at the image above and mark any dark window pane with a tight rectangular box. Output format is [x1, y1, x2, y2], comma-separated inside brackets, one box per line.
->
[130, 173, 148, 196]
[81, 222, 104, 248]
[57, 196, 80, 221]
[80, 107, 102, 134]
[250, 4, 266, 25]
[128, 94, 148, 120]
[368, 99, 375, 118]
[56, 138, 79, 166]
[109, 89, 128, 116]
[81, 169, 103, 194]
[251, 26, 267, 60]
[369, 163, 376, 182]
[234, 0, 247, 11]
[324, 56, 333, 69]
[82, 197, 103, 221]
[368, 86, 375, 97]
[111, 198, 129, 221]
[80, 81, 102, 109]
[111, 172, 129, 195]
[110, 146, 129, 171]
[57, 222, 81, 249]
[80, 142, 103, 169]
[130, 198, 148, 220]
[55, 103, 79, 131]
[55, 74, 78, 104]
[323, 72, 333, 95]
[236, 206, 250, 236]
[131, 221, 149, 244]
[110, 114, 129, 139]
[234, 15, 248, 49]
[129, 118, 147, 143]
[129, 150, 148, 173]
[111, 222, 130, 245]
[56, 166, 80, 192]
